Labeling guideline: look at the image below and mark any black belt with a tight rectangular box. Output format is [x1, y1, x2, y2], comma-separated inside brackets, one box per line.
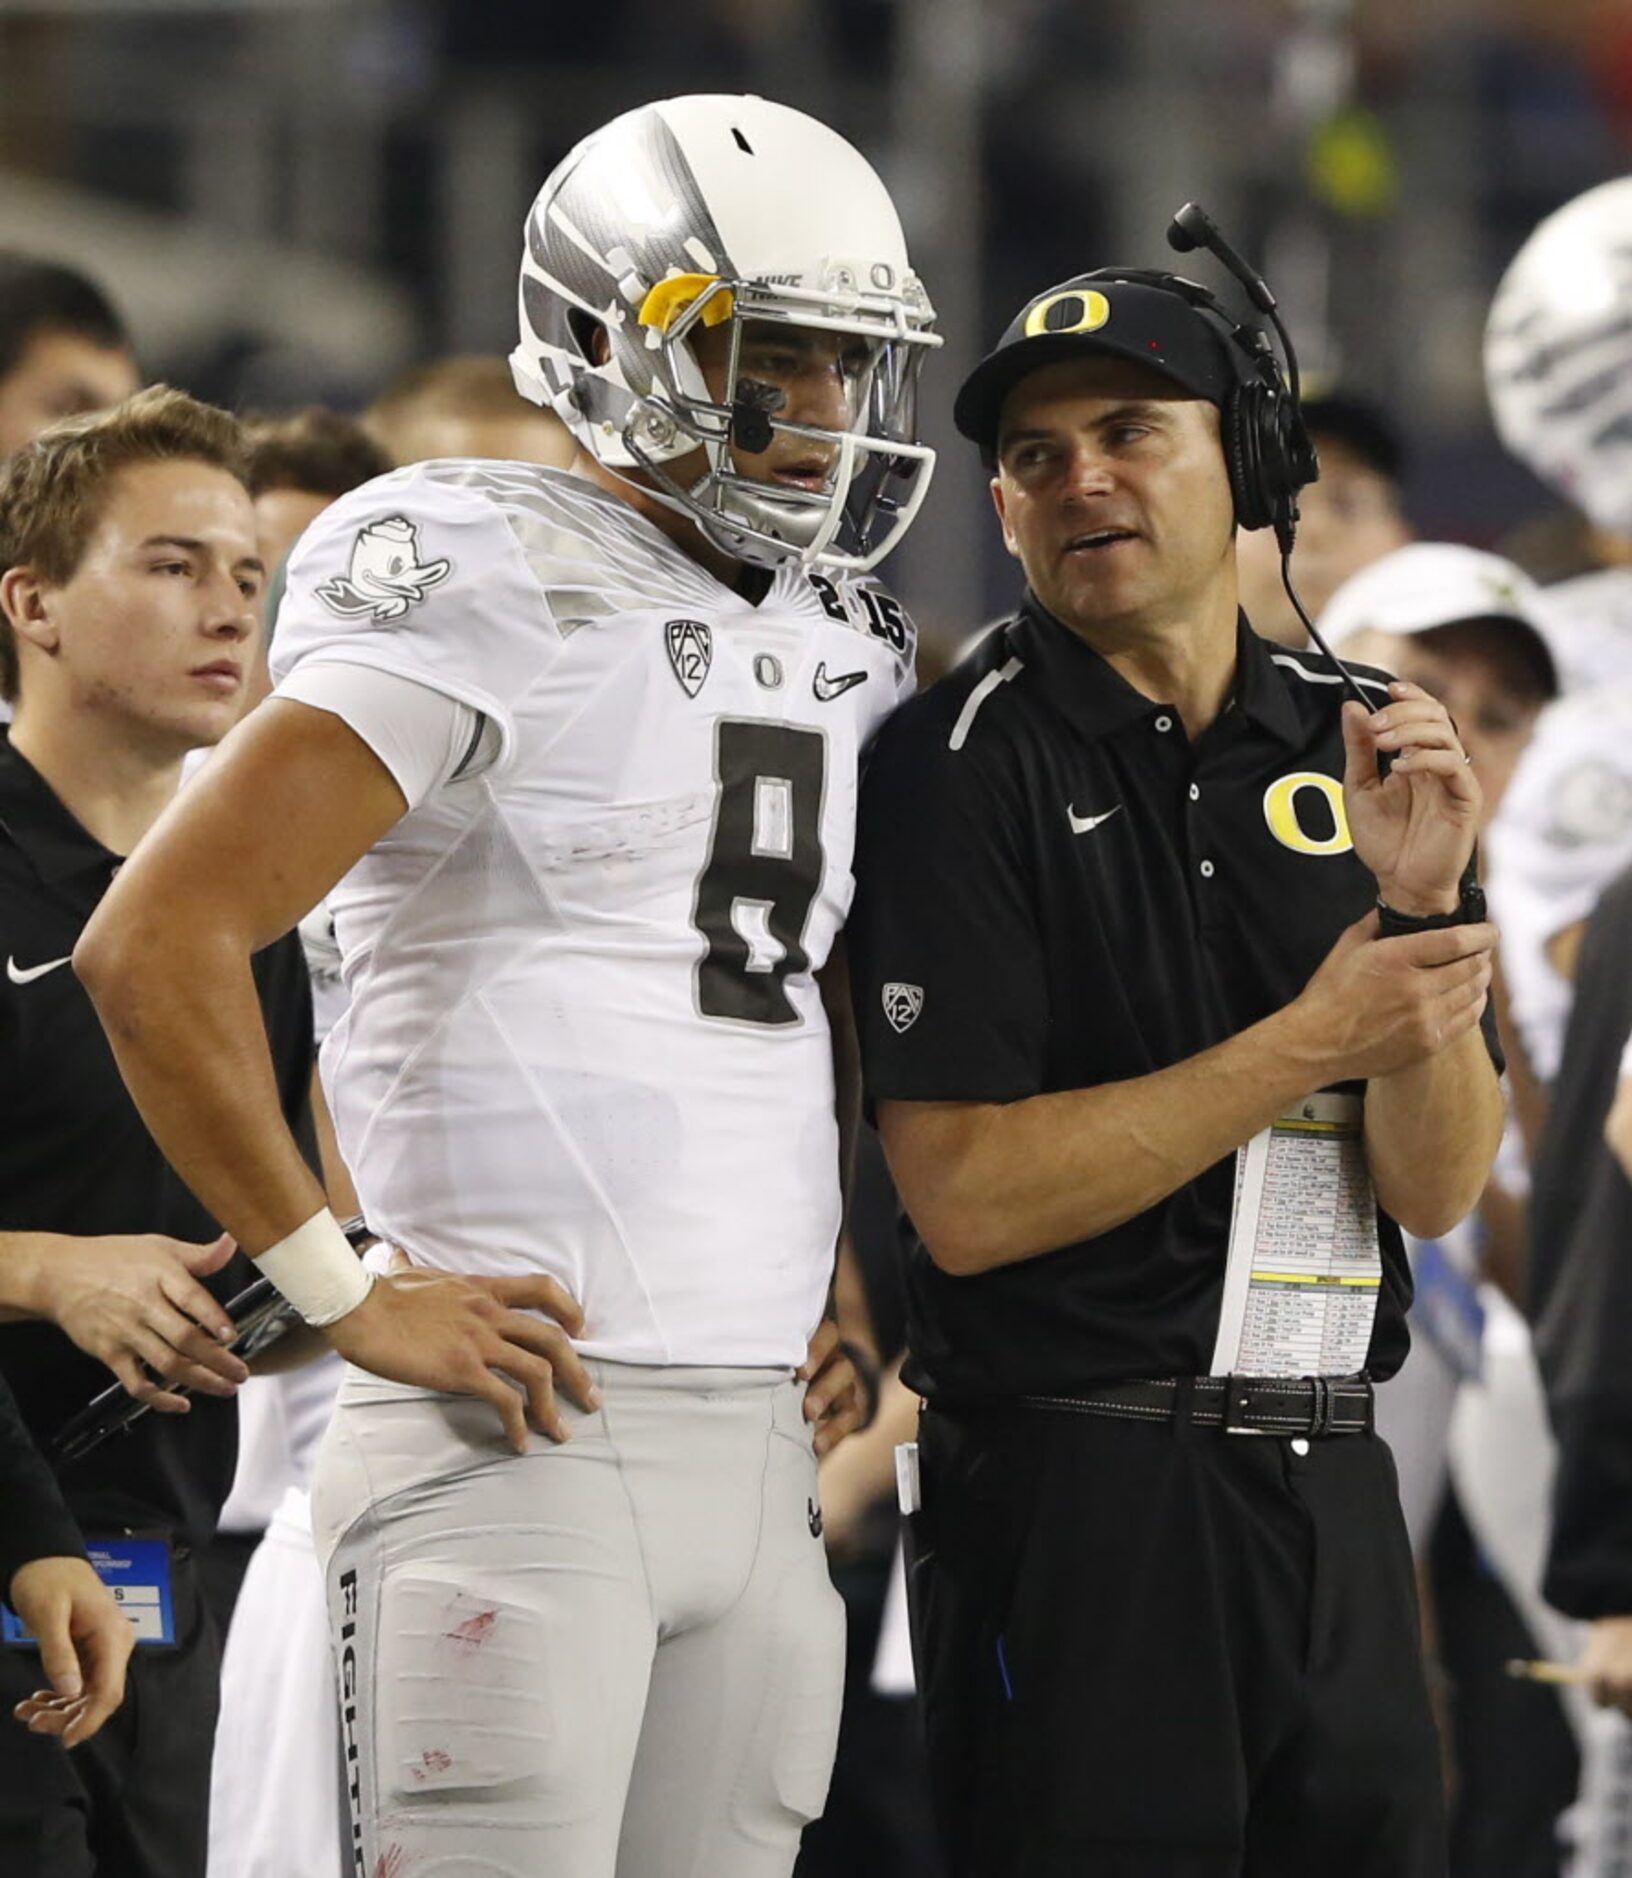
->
[1016, 1374, 1374, 1439]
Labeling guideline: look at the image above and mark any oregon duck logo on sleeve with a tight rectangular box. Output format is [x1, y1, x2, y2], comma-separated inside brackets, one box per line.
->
[317, 517, 452, 623]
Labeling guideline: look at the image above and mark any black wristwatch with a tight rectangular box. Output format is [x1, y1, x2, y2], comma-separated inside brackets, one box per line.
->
[1375, 880, 1487, 938]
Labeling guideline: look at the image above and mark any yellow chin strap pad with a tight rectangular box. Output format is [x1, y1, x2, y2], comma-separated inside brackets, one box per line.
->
[638, 273, 735, 334]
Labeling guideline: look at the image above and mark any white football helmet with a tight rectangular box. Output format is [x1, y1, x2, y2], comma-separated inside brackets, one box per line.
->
[1486, 177, 1632, 538]
[510, 94, 940, 573]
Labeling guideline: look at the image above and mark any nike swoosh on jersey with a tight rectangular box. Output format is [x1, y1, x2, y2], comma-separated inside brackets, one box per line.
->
[7, 954, 72, 984]
[813, 662, 868, 703]
[1067, 804, 1122, 835]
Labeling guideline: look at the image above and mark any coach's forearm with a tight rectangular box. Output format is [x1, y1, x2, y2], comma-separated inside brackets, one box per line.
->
[1365, 1025, 1504, 1240]
[879, 1007, 1324, 1275]
[74, 920, 325, 1257]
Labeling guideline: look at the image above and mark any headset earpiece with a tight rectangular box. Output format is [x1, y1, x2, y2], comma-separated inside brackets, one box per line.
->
[1230, 368, 1305, 537]
[1222, 386, 1264, 531]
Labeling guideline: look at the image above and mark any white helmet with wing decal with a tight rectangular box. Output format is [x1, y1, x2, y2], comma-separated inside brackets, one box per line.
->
[511, 93, 940, 573]
[1486, 177, 1632, 538]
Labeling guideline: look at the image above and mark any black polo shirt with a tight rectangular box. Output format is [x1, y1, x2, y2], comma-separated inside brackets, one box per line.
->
[1530, 862, 1632, 1618]
[850, 595, 1498, 1405]
[0, 731, 317, 1549]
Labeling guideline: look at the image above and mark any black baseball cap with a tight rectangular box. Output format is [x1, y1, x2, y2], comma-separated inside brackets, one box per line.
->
[954, 275, 1245, 458]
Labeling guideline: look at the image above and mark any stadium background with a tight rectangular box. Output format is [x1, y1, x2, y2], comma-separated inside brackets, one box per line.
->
[0, 0, 1624, 637]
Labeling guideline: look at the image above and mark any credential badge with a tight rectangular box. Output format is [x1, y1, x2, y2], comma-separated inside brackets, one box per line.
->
[317, 515, 451, 623]
[883, 982, 924, 1034]
[665, 619, 713, 699]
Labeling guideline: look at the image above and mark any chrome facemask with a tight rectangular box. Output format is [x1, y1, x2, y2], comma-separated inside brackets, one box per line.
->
[621, 275, 940, 574]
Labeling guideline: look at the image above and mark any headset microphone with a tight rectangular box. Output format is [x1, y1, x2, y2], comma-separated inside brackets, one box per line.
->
[1168, 204, 1277, 317]
[1165, 202, 1389, 761]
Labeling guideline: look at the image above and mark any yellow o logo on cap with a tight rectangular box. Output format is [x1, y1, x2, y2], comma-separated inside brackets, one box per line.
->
[1263, 772, 1353, 856]
[1023, 288, 1112, 339]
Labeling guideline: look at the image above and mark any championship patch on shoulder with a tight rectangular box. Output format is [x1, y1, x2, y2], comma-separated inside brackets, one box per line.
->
[882, 982, 924, 1034]
[1544, 757, 1632, 849]
[317, 516, 452, 623]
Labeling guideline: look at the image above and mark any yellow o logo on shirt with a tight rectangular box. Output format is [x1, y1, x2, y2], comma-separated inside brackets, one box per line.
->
[1023, 289, 1112, 339]
[1263, 772, 1353, 856]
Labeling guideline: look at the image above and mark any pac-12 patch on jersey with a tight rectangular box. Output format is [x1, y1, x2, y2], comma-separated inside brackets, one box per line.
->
[665, 619, 712, 699]
[317, 516, 452, 623]
[883, 982, 924, 1033]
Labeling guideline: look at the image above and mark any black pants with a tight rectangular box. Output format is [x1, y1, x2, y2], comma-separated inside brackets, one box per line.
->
[910, 1398, 1446, 1878]
[797, 1552, 945, 1878]
[0, 1550, 220, 1878]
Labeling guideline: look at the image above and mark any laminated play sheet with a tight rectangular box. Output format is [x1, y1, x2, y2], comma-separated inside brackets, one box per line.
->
[1209, 1091, 1381, 1377]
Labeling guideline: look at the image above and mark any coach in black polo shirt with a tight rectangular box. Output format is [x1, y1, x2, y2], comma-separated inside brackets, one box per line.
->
[0, 388, 315, 1877]
[848, 269, 1504, 1876]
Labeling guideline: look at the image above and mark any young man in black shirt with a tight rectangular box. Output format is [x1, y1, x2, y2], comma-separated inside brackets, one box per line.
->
[0, 387, 304, 1876]
[2, 1368, 136, 1750]
[847, 273, 1505, 1874]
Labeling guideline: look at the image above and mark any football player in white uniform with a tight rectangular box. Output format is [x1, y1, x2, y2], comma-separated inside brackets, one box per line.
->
[1485, 177, 1632, 1083]
[1481, 175, 1632, 1875]
[76, 94, 939, 1877]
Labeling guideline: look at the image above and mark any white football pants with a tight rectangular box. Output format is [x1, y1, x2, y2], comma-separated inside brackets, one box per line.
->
[311, 1361, 845, 1878]
[207, 1485, 341, 1878]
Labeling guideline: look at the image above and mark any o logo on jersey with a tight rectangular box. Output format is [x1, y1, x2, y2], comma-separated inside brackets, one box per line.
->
[1023, 288, 1111, 340]
[1263, 771, 1353, 857]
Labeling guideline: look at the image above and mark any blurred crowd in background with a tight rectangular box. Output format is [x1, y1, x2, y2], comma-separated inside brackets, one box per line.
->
[5, 0, 1632, 624]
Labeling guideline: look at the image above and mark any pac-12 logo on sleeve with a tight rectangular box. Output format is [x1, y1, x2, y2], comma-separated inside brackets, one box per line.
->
[883, 982, 924, 1033]
[317, 516, 452, 623]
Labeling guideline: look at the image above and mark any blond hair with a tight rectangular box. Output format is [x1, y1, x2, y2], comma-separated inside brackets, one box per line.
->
[365, 355, 571, 467]
[0, 385, 247, 701]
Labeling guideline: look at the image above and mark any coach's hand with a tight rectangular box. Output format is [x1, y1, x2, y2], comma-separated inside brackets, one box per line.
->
[1583, 1617, 1632, 1717]
[799, 1319, 869, 1459]
[322, 1266, 597, 1453]
[1286, 910, 1496, 1083]
[30, 1232, 248, 1413]
[10, 1556, 135, 1747]
[1342, 681, 1481, 916]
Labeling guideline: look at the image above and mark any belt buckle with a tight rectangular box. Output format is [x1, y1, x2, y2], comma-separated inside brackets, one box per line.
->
[1222, 1375, 1276, 1437]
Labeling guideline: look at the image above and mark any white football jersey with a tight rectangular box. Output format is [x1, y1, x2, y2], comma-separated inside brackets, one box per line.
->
[1487, 679, 1632, 1082]
[270, 460, 914, 1366]
[1532, 566, 1632, 695]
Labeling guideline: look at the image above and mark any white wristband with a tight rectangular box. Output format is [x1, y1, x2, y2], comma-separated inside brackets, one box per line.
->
[254, 1208, 376, 1328]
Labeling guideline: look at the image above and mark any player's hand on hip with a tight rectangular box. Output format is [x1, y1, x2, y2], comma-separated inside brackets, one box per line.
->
[1285, 910, 1497, 1082]
[798, 1319, 867, 1458]
[1341, 682, 1482, 915]
[1583, 1617, 1632, 1716]
[322, 1263, 597, 1453]
[35, 1232, 248, 1413]
[9, 1555, 136, 1747]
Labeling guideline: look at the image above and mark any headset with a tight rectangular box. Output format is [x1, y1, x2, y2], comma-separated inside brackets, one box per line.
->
[1075, 203, 1379, 723]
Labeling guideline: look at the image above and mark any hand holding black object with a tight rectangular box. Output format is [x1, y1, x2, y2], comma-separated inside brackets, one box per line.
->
[1341, 680, 1481, 918]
